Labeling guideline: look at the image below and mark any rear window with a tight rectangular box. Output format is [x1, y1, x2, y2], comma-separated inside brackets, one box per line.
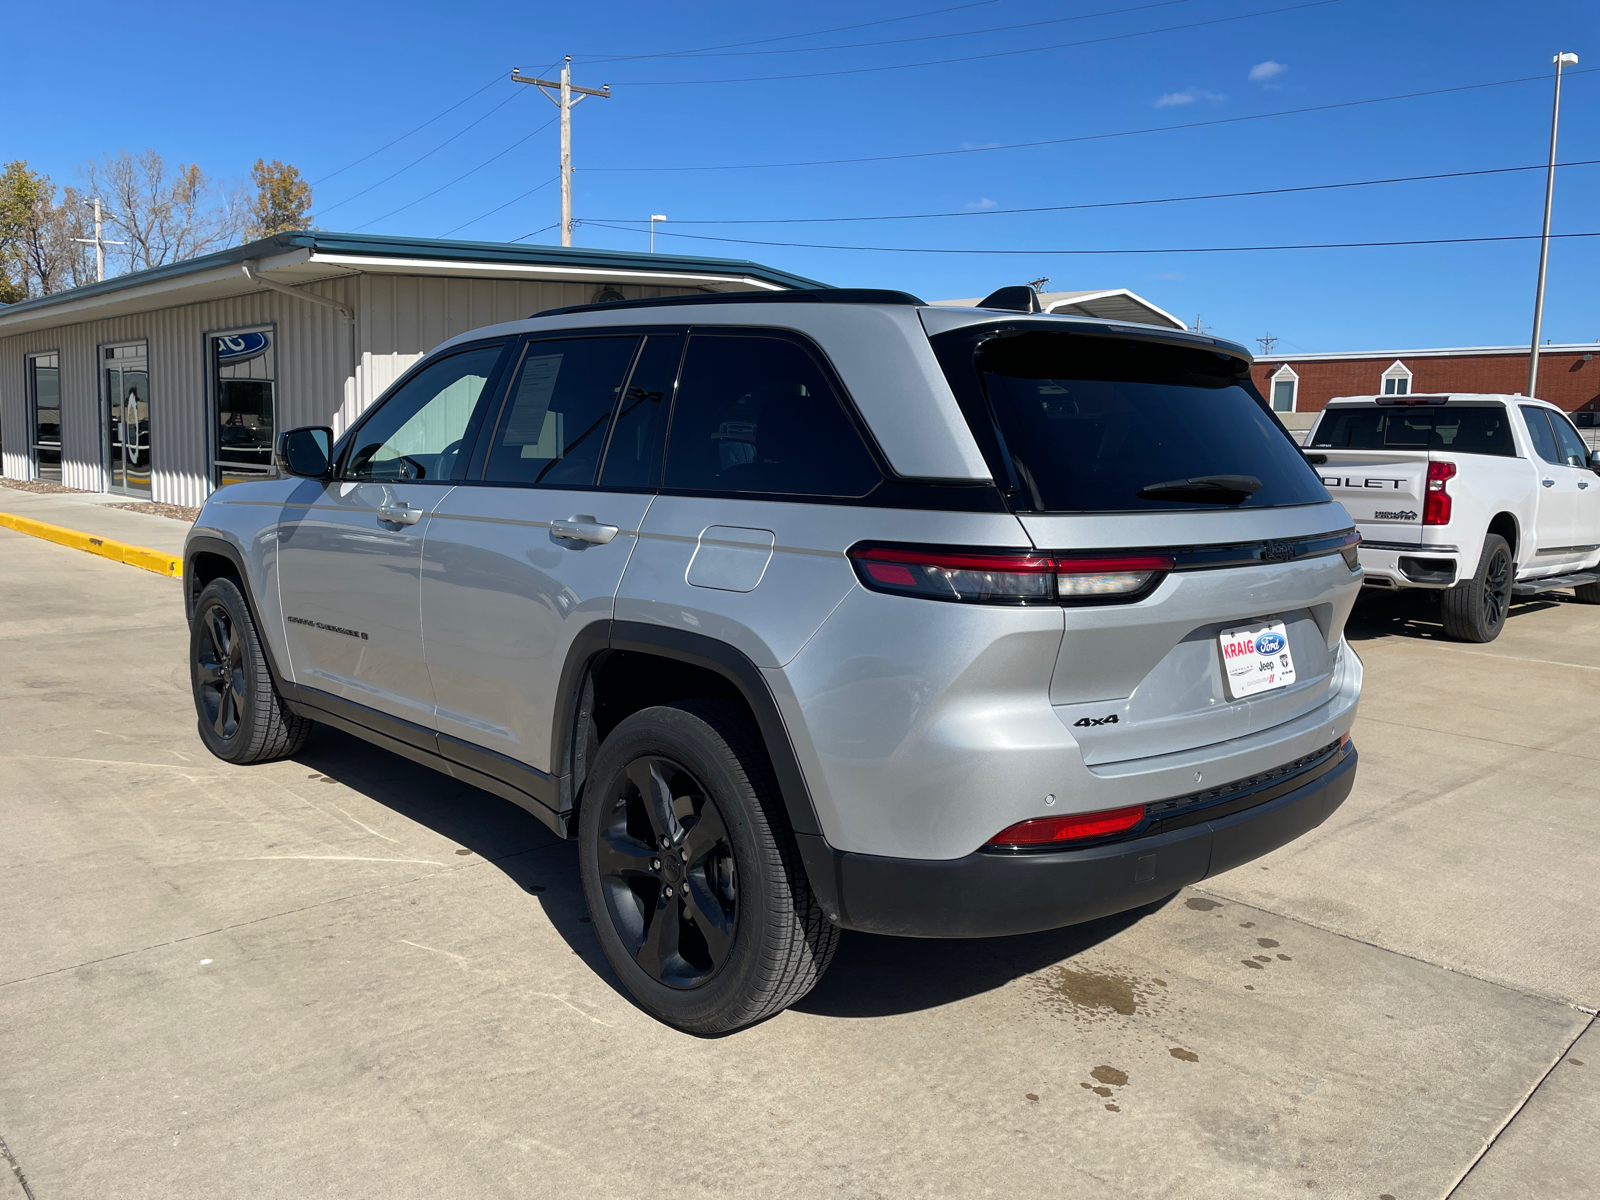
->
[1310, 403, 1516, 456]
[932, 328, 1326, 513]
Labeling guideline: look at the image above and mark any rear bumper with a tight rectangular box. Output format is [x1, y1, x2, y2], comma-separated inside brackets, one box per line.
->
[1357, 542, 1461, 589]
[799, 742, 1357, 938]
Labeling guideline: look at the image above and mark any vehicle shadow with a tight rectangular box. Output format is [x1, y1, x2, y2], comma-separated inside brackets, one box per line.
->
[290, 726, 1160, 1020]
[1345, 588, 1558, 643]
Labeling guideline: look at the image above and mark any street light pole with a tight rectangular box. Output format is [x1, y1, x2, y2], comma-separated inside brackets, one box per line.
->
[649, 215, 666, 253]
[1527, 51, 1579, 399]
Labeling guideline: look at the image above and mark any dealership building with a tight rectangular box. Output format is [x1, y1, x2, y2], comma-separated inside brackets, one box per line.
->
[0, 232, 821, 507]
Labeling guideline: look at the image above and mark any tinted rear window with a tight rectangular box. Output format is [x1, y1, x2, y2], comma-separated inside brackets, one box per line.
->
[933, 329, 1326, 513]
[1310, 404, 1516, 457]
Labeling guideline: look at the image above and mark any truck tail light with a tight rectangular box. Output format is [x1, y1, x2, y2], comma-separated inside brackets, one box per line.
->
[848, 546, 1174, 605]
[986, 804, 1146, 849]
[1423, 460, 1456, 526]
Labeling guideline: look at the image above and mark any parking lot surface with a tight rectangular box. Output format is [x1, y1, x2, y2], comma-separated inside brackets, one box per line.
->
[2, 526, 1595, 1199]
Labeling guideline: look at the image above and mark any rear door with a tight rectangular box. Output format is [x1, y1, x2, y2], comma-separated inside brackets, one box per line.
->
[277, 341, 507, 725]
[930, 325, 1356, 767]
[1543, 407, 1600, 563]
[1520, 405, 1578, 562]
[418, 331, 673, 786]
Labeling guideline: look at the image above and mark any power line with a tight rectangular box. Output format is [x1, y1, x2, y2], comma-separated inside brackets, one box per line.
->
[609, 0, 1339, 85]
[512, 222, 563, 243]
[587, 158, 1600, 227]
[441, 176, 561, 238]
[580, 221, 1600, 256]
[578, 0, 1190, 61]
[311, 74, 505, 185]
[313, 87, 527, 220]
[351, 119, 558, 232]
[583, 66, 1599, 172]
[574, 0, 1002, 63]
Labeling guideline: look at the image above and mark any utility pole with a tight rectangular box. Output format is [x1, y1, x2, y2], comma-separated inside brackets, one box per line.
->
[1528, 51, 1579, 399]
[73, 196, 126, 283]
[511, 58, 611, 247]
[1258, 334, 1278, 356]
[1193, 314, 1211, 335]
[1027, 276, 1050, 293]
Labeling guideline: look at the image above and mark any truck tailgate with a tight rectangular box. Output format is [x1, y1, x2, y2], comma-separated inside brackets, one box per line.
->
[1311, 450, 1430, 537]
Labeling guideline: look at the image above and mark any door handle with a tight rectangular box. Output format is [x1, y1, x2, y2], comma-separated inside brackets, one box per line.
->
[551, 515, 619, 545]
[1542, 478, 1555, 488]
[1581, 481, 1591, 490]
[378, 502, 422, 525]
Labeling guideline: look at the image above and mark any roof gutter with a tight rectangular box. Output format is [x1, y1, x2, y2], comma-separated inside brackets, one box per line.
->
[241, 260, 354, 321]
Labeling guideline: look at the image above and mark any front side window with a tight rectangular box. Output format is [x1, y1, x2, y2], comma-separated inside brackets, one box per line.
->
[28, 352, 61, 483]
[480, 336, 639, 486]
[211, 328, 276, 486]
[345, 344, 505, 481]
[1548, 410, 1591, 467]
[1519, 406, 1561, 465]
[663, 333, 880, 498]
[936, 329, 1326, 513]
[1311, 404, 1517, 457]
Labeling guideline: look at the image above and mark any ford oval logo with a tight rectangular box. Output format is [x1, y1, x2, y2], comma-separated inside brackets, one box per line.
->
[1255, 632, 1285, 655]
[216, 331, 271, 364]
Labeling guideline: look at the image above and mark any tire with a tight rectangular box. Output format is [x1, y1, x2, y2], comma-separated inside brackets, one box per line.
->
[1439, 534, 1513, 643]
[190, 577, 312, 763]
[578, 700, 838, 1034]
[1573, 580, 1600, 604]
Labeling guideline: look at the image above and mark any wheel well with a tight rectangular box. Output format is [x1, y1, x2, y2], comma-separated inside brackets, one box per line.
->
[186, 551, 242, 619]
[1487, 512, 1519, 561]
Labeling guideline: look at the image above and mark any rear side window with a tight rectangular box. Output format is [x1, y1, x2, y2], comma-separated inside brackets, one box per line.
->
[481, 337, 639, 486]
[663, 333, 879, 498]
[1313, 404, 1517, 457]
[600, 333, 681, 490]
[935, 330, 1325, 513]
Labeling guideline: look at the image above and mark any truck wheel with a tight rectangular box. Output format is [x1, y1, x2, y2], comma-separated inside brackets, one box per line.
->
[578, 700, 838, 1034]
[1439, 534, 1513, 643]
[190, 577, 312, 763]
[1573, 580, 1600, 604]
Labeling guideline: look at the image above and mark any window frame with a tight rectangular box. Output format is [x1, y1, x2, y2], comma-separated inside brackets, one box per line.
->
[333, 339, 514, 483]
[655, 324, 893, 504]
[205, 322, 279, 489]
[25, 350, 61, 482]
[1518, 404, 1563, 465]
[1380, 360, 1413, 397]
[1268, 364, 1299, 413]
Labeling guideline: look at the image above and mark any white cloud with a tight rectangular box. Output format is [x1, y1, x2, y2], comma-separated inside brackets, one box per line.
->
[1155, 88, 1225, 108]
[966, 198, 998, 209]
[1249, 60, 1288, 82]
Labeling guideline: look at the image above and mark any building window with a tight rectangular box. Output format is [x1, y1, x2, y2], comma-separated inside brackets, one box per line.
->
[27, 352, 61, 483]
[1381, 360, 1412, 396]
[1269, 364, 1298, 413]
[211, 327, 277, 487]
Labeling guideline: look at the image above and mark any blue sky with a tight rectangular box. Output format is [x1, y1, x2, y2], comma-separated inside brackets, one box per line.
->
[6, 0, 1596, 352]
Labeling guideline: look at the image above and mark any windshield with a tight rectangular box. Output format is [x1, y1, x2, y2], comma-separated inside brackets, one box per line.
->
[932, 327, 1327, 513]
[1309, 403, 1517, 456]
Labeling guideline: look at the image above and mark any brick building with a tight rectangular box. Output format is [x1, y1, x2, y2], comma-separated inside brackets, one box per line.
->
[1249, 344, 1600, 426]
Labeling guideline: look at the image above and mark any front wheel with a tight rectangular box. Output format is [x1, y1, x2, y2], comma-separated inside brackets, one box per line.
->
[1439, 534, 1513, 642]
[578, 701, 838, 1034]
[190, 577, 311, 763]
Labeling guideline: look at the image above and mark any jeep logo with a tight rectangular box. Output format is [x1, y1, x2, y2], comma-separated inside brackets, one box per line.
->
[1073, 714, 1119, 727]
[1260, 540, 1295, 563]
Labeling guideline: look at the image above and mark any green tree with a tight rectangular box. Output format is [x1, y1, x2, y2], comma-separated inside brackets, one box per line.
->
[247, 159, 312, 238]
[0, 160, 92, 299]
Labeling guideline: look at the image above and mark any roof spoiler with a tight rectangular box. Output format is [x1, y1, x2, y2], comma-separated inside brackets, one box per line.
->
[976, 285, 1044, 314]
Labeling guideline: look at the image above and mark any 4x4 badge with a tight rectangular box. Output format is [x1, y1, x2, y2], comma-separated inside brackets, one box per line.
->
[1073, 714, 1119, 727]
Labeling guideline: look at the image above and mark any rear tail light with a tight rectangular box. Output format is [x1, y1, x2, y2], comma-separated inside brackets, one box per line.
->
[1423, 460, 1456, 526]
[986, 804, 1146, 849]
[849, 545, 1173, 605]
[1340, 529, 1362, 569]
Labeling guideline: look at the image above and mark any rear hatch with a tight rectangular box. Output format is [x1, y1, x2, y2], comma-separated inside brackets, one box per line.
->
[926, 317, 1360, 767]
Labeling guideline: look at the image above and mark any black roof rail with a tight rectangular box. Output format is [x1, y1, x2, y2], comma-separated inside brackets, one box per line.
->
[531, 287, 926, 319]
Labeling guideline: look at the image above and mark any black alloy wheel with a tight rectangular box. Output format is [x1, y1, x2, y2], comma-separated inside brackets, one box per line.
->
[195, 602, 247, 742]
[1440, 533, 1514, 643]
[1479, 543, 1512, 632]
[594, 756, 738, 989]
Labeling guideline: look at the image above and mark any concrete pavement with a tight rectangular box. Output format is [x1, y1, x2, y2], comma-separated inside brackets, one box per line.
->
[1, 530, 1594, 1199]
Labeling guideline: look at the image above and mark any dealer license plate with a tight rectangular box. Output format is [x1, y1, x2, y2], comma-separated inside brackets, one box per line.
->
[1218, 620, 1297, 700]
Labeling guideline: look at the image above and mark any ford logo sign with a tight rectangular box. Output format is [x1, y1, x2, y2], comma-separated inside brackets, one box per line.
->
[1255, 632, 1285, 655]
[216, 331, 271, 364]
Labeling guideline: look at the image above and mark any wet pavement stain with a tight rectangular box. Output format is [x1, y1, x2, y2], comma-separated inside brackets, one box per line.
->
[1090, 1065, 1129, 1087]
[1253, 955, 1273, 963]
[1277, 953, 1292, 961]
[1256, 937, 1280, 948]
[1185, 897, 1222, 911]
[1104, 1103, 1120, 1112]
[1025, 1093, 1039, 1102]
[1034, 965, 1172, 1021]
[455, 848, 474, 856]
[1239, 921, 1256, 928]
[1091, 1086, 1113, 1097]
[1169, 1047, 1199, 1063]
[1242, 959, 1265, 970]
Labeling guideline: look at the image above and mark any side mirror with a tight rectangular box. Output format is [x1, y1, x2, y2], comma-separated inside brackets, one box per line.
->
[1589, 450, 1600, 472]
[276, 426, 333, 479]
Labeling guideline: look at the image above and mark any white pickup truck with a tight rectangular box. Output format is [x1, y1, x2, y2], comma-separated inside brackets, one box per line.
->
[1304, 393, 1600, 642]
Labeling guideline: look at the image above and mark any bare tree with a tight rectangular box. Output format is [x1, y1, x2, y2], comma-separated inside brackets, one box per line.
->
[83, 149, 245, 274]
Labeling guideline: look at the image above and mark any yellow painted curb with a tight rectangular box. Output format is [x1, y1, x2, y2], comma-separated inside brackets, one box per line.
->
[0, 512, 183, 578]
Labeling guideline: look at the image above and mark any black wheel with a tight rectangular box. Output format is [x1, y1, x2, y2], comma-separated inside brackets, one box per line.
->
[1439, 534, 1513, 643]
[190, 577, 311, 763]
[1573, 579, 1600, 604]
[578, 700, 838, 1033]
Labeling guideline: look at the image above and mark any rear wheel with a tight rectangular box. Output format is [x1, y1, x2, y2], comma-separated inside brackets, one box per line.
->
[1573, 579, 1600, 604]
[1439, 534, 1512, 643]
[190, 577, 311, 763]
[578, 700, 837, 1034]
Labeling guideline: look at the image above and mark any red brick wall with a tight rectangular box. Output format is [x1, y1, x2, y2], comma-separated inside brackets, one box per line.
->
[1250, 350, 1600, 413]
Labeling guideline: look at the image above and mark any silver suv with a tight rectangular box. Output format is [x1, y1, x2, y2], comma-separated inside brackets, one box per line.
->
[184, 288, 1363, 1033]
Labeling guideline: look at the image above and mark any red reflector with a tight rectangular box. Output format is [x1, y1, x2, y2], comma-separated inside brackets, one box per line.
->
[986, 804, 1146, 848]
[862, 561, 917, 587]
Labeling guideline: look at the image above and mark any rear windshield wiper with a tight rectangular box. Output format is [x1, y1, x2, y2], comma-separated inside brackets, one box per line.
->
[1137, 474, 1262, 504]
